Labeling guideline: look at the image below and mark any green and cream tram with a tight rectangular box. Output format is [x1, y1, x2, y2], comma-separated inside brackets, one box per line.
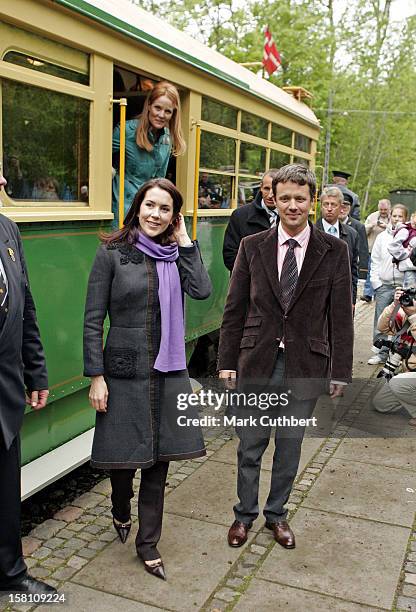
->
[0, 0, 320, 496]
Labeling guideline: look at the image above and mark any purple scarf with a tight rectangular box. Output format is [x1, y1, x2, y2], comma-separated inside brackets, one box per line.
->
[135, 232, 186, 372]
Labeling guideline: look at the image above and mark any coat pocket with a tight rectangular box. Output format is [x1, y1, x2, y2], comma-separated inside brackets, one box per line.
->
[243, 316, 262, 337]
[240, 336, 257, 349]
[105, 347, 138, 378]
[309, 338, 330, 357]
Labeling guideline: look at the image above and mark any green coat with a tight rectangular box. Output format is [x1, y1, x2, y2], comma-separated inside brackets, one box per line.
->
[112, 119, 171, 225]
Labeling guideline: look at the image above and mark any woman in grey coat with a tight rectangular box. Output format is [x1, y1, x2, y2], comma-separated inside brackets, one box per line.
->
[83, 178, 211, 580]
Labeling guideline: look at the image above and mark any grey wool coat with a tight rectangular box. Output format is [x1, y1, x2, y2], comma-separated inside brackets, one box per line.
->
[83, 240, 212, 469]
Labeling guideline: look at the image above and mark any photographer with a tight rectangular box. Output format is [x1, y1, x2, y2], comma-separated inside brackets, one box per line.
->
[372, 286, 416, 427]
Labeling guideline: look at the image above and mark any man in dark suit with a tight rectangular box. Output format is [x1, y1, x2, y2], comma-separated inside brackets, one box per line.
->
[218, 164, 353, 549]
[328, 170, 360, 220]
[338, 190, 369, 280]
[223, 169, 279, 271]
[0, 172, 56, 595]
[316, 186, 359, 307]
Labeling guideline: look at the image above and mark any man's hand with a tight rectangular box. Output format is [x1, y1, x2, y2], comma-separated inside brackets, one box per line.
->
[393, 287, 404, 304]
[89, 375, 108, 412]
[26, 389, 49, 410]
[219, 369, 237, 390]
[329, 383, 344, 399]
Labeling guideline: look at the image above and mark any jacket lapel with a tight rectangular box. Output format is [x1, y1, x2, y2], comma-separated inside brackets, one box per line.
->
[258, 228, 284, 308]
[0, 234, 19, 341]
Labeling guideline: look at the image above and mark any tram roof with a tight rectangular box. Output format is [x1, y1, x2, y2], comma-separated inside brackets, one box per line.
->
[54, 0, 319, 128]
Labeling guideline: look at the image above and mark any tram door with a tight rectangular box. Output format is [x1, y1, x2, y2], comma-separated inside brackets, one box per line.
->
[112, 66, 179, 185]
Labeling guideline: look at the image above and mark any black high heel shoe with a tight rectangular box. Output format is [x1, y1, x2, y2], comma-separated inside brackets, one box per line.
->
[112, 518, 131, 543]
[140, 557, 166, 581]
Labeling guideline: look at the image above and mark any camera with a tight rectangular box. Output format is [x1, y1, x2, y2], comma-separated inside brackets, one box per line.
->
[374, 338, 411, 380]
[399, 287, 416, 308]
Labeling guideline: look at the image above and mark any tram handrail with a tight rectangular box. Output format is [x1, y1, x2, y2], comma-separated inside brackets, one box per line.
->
[112, 97, 128, 228]
[192, 124, 201, 241]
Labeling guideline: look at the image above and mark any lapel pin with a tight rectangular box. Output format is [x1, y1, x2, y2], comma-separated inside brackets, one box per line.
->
[7, 247, 16, 262]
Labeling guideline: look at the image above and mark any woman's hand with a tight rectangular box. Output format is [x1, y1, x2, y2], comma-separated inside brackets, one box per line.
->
[89, 376, 108, 412]
[171, 213, 192, 247]
[394, 287, 404, 304]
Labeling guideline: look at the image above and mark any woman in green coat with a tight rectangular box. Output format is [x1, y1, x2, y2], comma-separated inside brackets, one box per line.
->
[112, 81, 186, 225]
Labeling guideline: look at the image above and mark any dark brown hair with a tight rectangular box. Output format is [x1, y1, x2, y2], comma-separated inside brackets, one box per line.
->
[272, 164, 316, 200]
[101, 178, 183, 245]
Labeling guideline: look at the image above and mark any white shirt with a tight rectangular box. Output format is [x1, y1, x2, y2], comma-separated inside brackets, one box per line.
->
[322, 218, 340, 238]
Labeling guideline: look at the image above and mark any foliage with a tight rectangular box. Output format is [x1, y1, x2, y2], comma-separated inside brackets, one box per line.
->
[131, 0, 416, 217]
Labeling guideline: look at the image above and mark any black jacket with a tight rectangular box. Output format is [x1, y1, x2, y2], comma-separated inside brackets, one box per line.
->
[223, 191, 272, 271]
[344, 216, 369, 278]
[315, 218, 359, 304]
[0, 214, 47, 449]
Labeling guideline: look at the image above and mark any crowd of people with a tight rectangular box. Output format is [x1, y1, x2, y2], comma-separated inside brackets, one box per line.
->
[0, 79, 415, 595]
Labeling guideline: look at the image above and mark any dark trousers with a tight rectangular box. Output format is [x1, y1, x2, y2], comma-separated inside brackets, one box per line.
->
[110, 461, 169, 561]
[234, 352, 316, 524]
[0, 434, 27, 586]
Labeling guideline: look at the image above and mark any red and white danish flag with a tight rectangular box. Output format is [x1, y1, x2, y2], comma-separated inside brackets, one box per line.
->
[262, 26, 281, 76]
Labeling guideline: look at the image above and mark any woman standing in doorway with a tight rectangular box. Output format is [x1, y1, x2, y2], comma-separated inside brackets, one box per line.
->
[112, 81, 186, 224]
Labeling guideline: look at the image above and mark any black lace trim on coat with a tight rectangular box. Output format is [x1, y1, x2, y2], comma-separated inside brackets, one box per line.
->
[106, 241, 144, 265]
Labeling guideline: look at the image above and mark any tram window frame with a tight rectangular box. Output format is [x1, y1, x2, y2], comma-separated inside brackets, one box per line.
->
[4, 51, 89, 85]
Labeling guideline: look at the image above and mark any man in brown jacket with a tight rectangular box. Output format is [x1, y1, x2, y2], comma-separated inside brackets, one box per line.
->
[218, 164, 354, 549]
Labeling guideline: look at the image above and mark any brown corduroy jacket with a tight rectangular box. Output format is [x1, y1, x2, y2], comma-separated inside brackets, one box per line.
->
[217, 221, 354, 399]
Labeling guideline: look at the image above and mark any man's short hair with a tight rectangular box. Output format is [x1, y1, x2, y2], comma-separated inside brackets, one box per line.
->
[272, 164, 316, 200]
[320, 186, 343, 205]
[262, 168, 280, 183]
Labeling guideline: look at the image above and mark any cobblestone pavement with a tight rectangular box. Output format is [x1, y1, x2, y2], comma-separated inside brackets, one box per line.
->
[1, 299, 416, 611]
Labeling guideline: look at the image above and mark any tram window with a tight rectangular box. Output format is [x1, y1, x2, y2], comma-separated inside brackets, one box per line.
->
[201, 98, 237, 129]
[293, 157, 309, 167]
[271, 124, 292, 147]
[198, 172, 233, 209]
[200, 131, 236, 171]
[240, 142, 266, 176]
[294, 133, 311, 153]
[4, 51, 89, 85]
[2, 80, 89, 204]
[241, 112, 268, 139]
[238, 179, 261, 206]
[270, 150, 291, 168]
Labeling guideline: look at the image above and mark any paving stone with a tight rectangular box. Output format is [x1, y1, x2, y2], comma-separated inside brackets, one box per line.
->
[65, 537, 85, 550]
[94, 516, 112, 527]
[77, 531, 96, 542]
[53, 505, 84, 522]
[407, 562, 416, 573]
[253, 533, 273, 547]
[88, 506, 107, 516]
[208, 600, 226, 612]
[73, 514, 241, 612]
[226, 576, 245, 588]
[66, 522, 84, 532]
[54, 528, 74, 539]
[72, 492, 105, 510]
[77, 547, 98, 560]
[178, 467, 195, 475]
[411, 541, 416, 553]
[21, 536, 42, 556]
[41, 556, 64, 569]
[53, 547, 74, 560]
[233, 577, 372, 611]
[90, 478, 112, 495]
[99, 531, 117, 542]
[303, 458, 416, 527]
[24, 557, 38, 569]
[409, 553, 416, 563]
[241, 553, 259, 568]
[32, 546, 51, 560]
[29, 566, 51, 579]
[43, 537, 66, 550]
[84, 524, 104, 535]
[250, 544, 266, 555]
[67, 555, 90, 570]
[87, 540, 108, 551]
[396, 595, 416, 611]
[406, 574, 416, 586]
[30, 519, 66, 540]
[215, 588, 238, 603]
[79, 513, 98, 523]
[51, 566, 78, 581]
[305, 468, 321, 474]
[258, 508, 410, 609]
[403, 585, 416, 598]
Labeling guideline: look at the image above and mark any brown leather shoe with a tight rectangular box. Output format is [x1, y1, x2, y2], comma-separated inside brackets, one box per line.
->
[228, 520, 252, 547]
[265, 521, 295, 549]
